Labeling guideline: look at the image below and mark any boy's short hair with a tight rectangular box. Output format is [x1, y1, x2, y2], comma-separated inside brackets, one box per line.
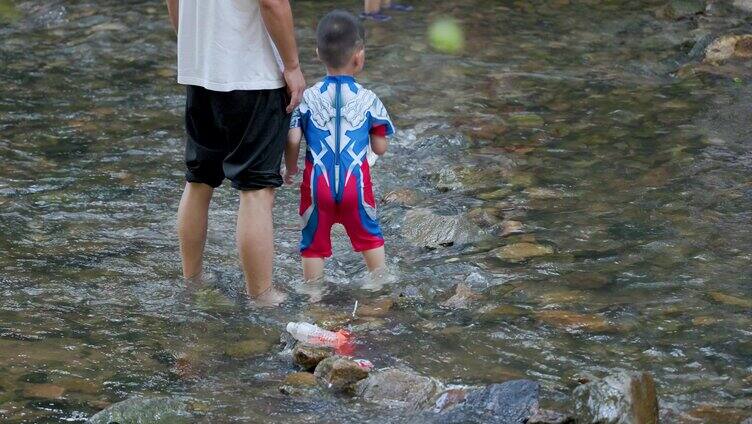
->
[316, 10, 365, 69]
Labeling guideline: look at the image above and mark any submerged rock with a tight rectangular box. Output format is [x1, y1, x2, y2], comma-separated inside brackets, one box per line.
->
[655, 0, 705, 19]
[709, 291, 752, 308]
[292, 344, 333, 371]
[573, 371, 659, 424]
[356, 367, 444, 411]
[22, 383, 65, 399]
[88, 396, 193, 424]
[279, 372, 318, 396]
[536, 310, 612, 332]
[402, 209, 482, 248]
[356, 297, 395, 318]
[223, 338, 273, 360]
[440, 282, 482, 309]
[314, 356, 369, 394]
[493, 243, 553, 262]
[527, 409, 574, 423]
[435, 380, 540, 424]
[383, 188, 424, 206]
[704, 35, 752, 63]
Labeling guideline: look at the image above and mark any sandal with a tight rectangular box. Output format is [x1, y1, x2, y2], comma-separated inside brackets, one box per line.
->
[385, 3, 413, 12]
[359, 11, 392, 22]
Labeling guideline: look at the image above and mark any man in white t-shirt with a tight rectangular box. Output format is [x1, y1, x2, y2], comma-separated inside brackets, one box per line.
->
[166, 0, 305, 306]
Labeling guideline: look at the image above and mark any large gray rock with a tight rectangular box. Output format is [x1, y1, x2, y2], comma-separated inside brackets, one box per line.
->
[87, 396, 193, 424]
[356, 367, 445, 411]
[402, 209, 481, 248]
[573, 371, 659, 424]
[434, 380, 540, 424]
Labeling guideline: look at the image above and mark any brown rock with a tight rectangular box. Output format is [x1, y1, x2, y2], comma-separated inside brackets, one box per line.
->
[704, 34, 752, 63]
[536, 310, 612, 332]
[690, 404, 750, 424]
[58, 378, 99, 395]
[493, 242, 553, 262]
[279, 372, 318, 396]
[441, 283, 482, 309]
[223, 339, 273, 360]
[500, 220, 524, 237]
[710, 291, 752, 308]
[314, 356, 369, 394]
[383, 188, 424, 206]
[23, 384, 65, 399]
[356, 297, 394, 318]
[292, 344, 333, 371]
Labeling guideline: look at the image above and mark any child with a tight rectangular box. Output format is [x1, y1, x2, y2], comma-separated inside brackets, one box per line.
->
[285, 10, 395, 283]
[361, 0, 413, 22]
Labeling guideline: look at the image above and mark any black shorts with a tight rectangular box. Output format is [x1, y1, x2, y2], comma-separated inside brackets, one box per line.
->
[184, 85, 290, 190]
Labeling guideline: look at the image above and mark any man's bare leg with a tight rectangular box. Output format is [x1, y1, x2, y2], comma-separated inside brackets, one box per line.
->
[303, 257, 325, 282]
[237, 188, 286, 305]
[362, 246, 385, 271]
[364, 0, 381, 13]
[177, 182, 213, 280]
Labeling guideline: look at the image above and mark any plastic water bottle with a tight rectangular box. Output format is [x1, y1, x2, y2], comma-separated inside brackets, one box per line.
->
[286, 322, 351, 348]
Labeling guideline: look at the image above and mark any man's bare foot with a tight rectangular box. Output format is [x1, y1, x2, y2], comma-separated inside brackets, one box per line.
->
[249, 286, 287, 307]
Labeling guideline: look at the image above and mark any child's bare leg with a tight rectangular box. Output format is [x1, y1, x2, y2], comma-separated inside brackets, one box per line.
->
[364, 0, 381, 13]
[177, 182, 213, 279]
[361, 246, 385, 272]
[303, 257, 325, 282]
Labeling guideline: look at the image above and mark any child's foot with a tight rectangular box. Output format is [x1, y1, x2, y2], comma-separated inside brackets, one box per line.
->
[248, 286, 287, 307]
[385, 3, 413, 11]
[294, 278, 325, 303]
[359, 11, 391, 22]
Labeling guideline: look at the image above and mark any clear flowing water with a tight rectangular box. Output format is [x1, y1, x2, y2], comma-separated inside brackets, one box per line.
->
[1, 0, 751, 422]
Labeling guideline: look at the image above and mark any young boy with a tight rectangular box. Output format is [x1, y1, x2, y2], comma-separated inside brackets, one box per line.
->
[361, 0, 413, 22]
[285, 10, 395, 282]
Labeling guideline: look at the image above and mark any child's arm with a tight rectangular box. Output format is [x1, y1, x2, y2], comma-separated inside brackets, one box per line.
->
[284, 127, 302, 185]
[369, 124, 389, 156]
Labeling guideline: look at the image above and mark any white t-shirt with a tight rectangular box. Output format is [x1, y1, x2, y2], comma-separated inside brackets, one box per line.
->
[177, 0, 285, 92]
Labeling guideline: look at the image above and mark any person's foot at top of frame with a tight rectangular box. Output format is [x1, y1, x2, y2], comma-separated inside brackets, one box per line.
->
[360, 0, 413, 22]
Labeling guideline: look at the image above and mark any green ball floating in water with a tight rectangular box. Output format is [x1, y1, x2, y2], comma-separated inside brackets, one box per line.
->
[428, 18, 465, 54]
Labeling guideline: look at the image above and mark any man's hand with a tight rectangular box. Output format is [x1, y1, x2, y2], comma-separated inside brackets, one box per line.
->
[284, 65, 305, 113]
[283, 165, 299, 185]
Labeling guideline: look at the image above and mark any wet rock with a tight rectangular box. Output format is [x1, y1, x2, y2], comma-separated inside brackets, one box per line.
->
[223, 338, 273, 360]
[440, 283, 482, 309]
[466, 207, 504, 227]
[436, 168, 464, 192]
[536, 310, 612, 332]
[433, 387, 469, 412]
[704, 35, 752, 63]
[524, 187, 562, 200]
[292, 344, 333, 371]
[58, 378, 99, 395]
[356, 367, 444, 411]
[508, 112, 544, 128]
[573, 371, 658, 424]
[88, 396, 193, 424]
[435, 380, 540, 424]
[306, 306, 354, 330]
[356, 297, 394, 318]
[492, 243, 553, 262]
[655, 0, 705, 19]
[478, 304, 528, 322]
[500, 220, 524, 237]
[709, 291, 752, 308]
[734, 0, 752, 12]
[314, 356, 369, 394]
[564, 272, 609, 290]
[689, 404, 751, 423]
[22, 383, 65, 399]
[383, 188, 424, 206]
[478, 188, 512, 200]
[402, 209, 482, 248]
[527, 409, 574, 423]
[279, 372, 318, 396]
